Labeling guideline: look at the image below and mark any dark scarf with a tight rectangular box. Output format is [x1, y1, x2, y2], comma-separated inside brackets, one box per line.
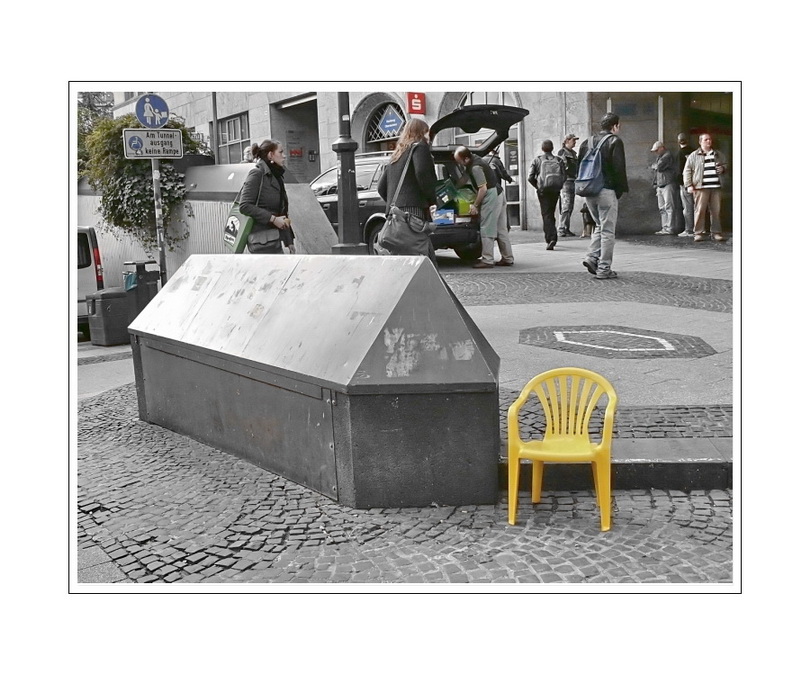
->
[263, 159, 289, 215]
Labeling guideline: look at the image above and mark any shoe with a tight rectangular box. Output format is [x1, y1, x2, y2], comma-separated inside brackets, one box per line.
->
[472, 261, 493, 269]
[654, 230, 672, 235]
[694, 234, 708, 242]
[582, 258, 597, 275]
[558, 231, 568, 238]
[712, 234, 727, 242]
[564, 229, 575, 237]
[494, 259, 514, 267]
[547, 242, 555, 250]
[678, 231, 693, 238]
[595, 270, 618, 280]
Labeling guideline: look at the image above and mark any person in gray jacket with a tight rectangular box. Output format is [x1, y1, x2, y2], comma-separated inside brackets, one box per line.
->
[683, 133, 729, 242]
[650, 141, 678, 235]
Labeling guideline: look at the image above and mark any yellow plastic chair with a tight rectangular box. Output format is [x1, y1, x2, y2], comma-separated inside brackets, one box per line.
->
[507, 367, 618, 531]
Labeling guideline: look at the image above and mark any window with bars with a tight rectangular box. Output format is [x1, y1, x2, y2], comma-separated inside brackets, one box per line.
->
[366, 103, 406, 144]
[217, 112, 250, 163]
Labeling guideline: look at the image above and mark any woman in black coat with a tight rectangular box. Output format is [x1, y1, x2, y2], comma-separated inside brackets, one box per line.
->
[377, 118, 437, 263]
[239, 139, 295, 254]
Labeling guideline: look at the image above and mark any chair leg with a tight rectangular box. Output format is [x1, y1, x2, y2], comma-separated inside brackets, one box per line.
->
[594, 458, 612, 531]
[531, 461, 544, 504]
[508, 455, 520, 525]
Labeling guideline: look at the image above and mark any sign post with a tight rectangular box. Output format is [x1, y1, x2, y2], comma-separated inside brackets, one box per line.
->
[124, 94, 177, 286]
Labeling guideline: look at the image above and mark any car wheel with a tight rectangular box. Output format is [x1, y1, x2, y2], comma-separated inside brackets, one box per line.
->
[453, 241, 483, 261]
[367, 220, 385, 255]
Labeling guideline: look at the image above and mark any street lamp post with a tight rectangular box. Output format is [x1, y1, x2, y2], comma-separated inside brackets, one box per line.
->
[331, 92, 367, 255]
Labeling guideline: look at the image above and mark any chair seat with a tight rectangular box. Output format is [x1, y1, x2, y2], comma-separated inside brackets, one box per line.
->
[518, 437, 601, 463]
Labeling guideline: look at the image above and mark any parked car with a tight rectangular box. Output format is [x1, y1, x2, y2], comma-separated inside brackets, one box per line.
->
[310, 104, 529, 259]
[77, 225, 104, 338]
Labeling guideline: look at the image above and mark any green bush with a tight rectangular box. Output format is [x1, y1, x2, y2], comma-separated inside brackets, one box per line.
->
[84, 113, 207, 251]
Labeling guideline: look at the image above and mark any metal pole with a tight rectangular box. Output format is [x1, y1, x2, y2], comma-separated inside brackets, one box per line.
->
[331, 92, 366, 255]
[151, 158, 168, 285]
[211, 92, 220, 165]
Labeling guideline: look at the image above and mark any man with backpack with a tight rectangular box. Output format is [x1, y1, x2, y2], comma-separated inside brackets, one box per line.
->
[577, 113, 628, 279]
[528, 140, 567, 250]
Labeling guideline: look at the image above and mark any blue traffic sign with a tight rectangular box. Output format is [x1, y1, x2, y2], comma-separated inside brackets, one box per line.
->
[135, 94, 169, 129]
[128, 135, 144, 155]
[378, 108, 404, 135]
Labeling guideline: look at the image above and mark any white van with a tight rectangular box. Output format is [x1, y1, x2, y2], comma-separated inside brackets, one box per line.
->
[77, 226, 104, 337]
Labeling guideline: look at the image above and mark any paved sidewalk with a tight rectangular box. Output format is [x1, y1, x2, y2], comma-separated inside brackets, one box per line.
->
[75, 234, 736, 587]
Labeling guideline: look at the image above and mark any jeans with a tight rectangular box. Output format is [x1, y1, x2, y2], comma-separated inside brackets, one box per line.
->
[559, 180, 575, 233]
[680, 185, 695, 233]
[656, 183, 677, 233]
[584, 189, 618, 274]
[480, 189, 513, 264]
[694, 188, 721, 235]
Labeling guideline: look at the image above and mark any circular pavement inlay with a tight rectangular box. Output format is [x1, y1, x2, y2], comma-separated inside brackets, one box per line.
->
[519, 325, 717, 359]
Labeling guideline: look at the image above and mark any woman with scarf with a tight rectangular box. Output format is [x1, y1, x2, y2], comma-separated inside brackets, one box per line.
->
[239, 139, 295, 254]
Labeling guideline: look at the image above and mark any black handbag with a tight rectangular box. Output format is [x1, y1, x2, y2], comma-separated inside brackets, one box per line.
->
[247, 227, 282, 254]
[376, 145, 436, 256]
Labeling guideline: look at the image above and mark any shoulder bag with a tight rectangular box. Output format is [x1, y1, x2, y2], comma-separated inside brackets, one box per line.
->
[376, 145, 436, 256]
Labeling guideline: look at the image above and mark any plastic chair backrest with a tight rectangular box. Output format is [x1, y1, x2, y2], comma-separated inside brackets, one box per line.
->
[512, 367, 617, 442]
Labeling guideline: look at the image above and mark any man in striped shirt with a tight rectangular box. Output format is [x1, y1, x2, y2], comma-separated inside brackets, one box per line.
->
[683, 133, 729, 242]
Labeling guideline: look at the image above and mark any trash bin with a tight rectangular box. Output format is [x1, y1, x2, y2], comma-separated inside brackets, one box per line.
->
[87, 288, 130, 346]
[129, 254, 501, 508]
[123, 260, 160, 320]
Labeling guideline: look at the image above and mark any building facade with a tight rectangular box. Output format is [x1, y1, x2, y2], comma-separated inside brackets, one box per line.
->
[112, 89, 733, 234]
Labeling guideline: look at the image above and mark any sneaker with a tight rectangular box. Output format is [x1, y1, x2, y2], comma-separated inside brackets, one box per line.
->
[694, 234, 708, 242]
[677, 231, 693, 237]
[654, 230, 672, 235]
[583, 258, 598, 275]
[472, 261, 494, 269]
[494, 259, 514, 267]
[595, 270, 618, 280]
[546, 242, 556, 250]
[712, 234, 727, 242]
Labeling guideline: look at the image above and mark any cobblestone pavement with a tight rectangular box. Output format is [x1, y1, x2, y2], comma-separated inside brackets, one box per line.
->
[77, 385, 733, 585]
[444, 271, 732, 312]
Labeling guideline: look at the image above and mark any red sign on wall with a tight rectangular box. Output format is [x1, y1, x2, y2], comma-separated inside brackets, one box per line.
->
[407, 92, 426, 115]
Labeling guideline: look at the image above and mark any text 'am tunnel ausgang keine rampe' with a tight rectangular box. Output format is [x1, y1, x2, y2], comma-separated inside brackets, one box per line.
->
[128, 254, 500, 508]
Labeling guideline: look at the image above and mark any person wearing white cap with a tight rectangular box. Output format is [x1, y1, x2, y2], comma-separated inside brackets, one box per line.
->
[557, 133, 579, 237]
[650, 141, 677, 235]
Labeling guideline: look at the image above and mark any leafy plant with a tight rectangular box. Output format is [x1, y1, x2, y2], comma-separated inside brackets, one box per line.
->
[83, 112, 207, 251]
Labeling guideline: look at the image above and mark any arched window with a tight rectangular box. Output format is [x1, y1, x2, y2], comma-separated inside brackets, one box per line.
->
[366, 102, 407, 144]
[460, 92, 517, 107]
[453, 92, 519, 147]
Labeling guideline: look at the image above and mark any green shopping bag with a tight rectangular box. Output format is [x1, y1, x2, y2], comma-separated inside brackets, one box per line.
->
[223, 201, 254, 253]
[224, 173, 263, 253]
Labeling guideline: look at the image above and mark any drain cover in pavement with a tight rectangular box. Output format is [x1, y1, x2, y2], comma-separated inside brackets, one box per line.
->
[518, 325, 717, 359]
